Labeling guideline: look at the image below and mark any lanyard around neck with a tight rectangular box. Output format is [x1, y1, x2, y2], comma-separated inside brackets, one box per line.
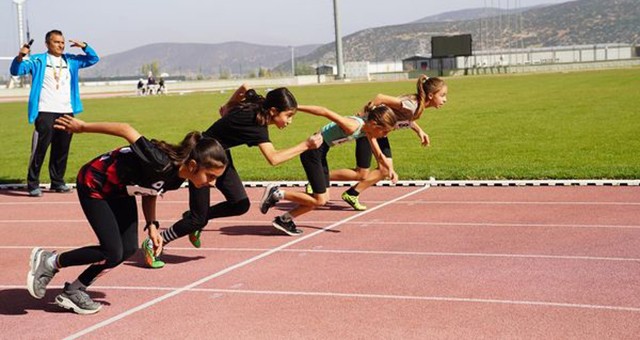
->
[48, 55, 64, 89]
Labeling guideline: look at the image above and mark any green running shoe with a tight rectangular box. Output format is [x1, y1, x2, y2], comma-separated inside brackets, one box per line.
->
[304, 183, 313, 195]
[141, 238, 165, 269]
[189, 230, 202, 248]
[341, 191, 367, 211]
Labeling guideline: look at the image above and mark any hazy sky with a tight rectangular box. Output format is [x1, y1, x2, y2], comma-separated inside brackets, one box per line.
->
[1, 0, 571, 71]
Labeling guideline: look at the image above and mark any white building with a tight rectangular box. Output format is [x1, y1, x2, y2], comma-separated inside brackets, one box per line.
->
[344, 61, 404, 80]
[458, 43, 638, 68]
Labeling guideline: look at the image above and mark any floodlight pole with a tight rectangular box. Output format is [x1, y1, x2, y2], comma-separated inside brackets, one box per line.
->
[8, 0, 27, 89]
[290, 46, 295, 77]
[332, 0, 345, 79]
[13, 0, 27, 46]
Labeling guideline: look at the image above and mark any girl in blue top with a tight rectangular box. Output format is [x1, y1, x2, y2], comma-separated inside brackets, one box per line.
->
[259, 104, 397, 235]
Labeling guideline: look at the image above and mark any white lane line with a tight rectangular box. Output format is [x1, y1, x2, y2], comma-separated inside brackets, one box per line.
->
[174, 288, 640, 313]
[3, 245, 639, 263]
[2, 220, 639, 230]
[1, 199, 639, 206]
[62, 186, 430, 340]
[1, 284, 637, 313]
[399, 201, 640, 206]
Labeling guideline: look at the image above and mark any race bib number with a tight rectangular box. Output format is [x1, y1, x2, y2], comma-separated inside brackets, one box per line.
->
[330, 136, 353, 146]
[395, 120, 411, 130]
[126, 181, 165, 196]
[126, 185, 159, 196]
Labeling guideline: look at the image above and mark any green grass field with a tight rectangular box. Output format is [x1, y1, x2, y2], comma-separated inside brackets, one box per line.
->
[1, 68, 639, 184]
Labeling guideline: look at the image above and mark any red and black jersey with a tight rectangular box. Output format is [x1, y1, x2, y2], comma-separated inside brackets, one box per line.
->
[203, 107, 270, 149]
[77, 136, 185, 199]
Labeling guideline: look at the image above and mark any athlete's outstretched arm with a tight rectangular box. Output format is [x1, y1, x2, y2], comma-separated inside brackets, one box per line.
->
[258, 133, 323, 166]
[298, 105, 360, 135]
[54, 115, 142, 144]
[369, 94, 404, 111]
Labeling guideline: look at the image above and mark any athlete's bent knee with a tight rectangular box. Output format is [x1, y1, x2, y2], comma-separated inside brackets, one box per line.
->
[229, 197, 251, 216]
[355, 168, 370, 180]
[104, 249, 124, 269]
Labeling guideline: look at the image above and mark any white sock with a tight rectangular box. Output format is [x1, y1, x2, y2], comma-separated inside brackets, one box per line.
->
[46, 253, 58, 270]
[274, 189, 285, 201]
[281, 213, 293, 222]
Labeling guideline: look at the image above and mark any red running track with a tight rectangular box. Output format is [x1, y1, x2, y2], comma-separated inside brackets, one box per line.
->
[0, 185, 639, 339]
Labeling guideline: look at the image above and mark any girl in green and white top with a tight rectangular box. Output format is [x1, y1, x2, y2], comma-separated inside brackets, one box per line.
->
[259, 104, 398, 236]
[332, 75, 448, 211]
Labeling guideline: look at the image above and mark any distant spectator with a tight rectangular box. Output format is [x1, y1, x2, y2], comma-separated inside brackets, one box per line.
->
[157, 77, 166, 95]
[147, 71, 156, 85]
[146, 71, 157, 95]
[137, 78, 145, 96]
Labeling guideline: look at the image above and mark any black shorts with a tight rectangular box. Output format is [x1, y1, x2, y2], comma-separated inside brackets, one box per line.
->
[188, 149, 247, 223]
[300, 142, 331, 194]
[355, 136, 392, 169]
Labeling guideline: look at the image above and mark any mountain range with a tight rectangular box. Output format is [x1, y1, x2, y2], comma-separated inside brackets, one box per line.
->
[292, 0, 639, 69]
[83, 0, 640, 78]
[84, 42, 320, 78]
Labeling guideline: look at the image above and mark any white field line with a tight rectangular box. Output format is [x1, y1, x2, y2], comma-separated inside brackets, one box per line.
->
[62, 186, 430, 340]
[0, 284, 638, 313]
[2, 245, 639, 262]
[2, 219, 639, 230]
[1, 199, 639, 206]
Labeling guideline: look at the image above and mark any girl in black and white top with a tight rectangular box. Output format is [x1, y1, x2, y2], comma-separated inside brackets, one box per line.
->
[143, 85, 323, 267]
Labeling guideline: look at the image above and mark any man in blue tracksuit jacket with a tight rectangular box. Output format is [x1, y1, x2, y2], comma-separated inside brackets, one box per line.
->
[10, 29, 99, 197]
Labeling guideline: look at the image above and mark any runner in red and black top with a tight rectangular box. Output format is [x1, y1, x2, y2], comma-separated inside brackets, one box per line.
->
[144, 85, 323, 266]
[26, 115, 227, 315]
[77, 137, 186, 199]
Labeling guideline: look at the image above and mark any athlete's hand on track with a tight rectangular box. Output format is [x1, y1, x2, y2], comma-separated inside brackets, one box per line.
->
[378, 156, 398, 183]
[149, 231, 164, 256]
[388, 170, 399, 184]
[54, 115, 85, 133]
